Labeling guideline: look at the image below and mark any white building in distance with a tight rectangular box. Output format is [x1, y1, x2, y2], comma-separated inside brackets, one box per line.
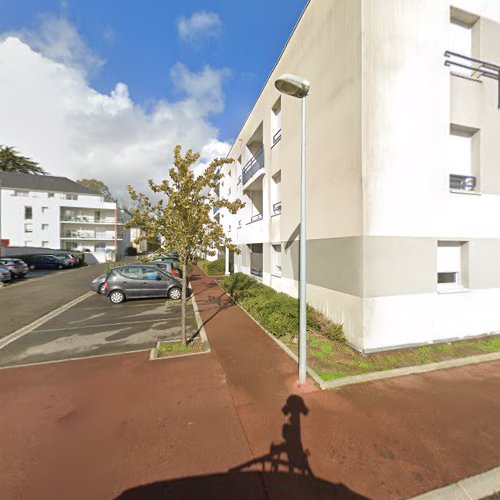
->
[0, 172, 123, 262]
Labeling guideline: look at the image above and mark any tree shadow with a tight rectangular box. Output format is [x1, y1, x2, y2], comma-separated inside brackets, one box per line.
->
[115, 395, 368, 499]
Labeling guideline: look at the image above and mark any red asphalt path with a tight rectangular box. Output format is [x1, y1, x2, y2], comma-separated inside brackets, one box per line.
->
[0, 270, 499, 499]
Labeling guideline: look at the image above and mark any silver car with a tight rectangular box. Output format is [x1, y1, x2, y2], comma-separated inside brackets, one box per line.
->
[0, 264, 11, 283]
[0, 258, 28, 279]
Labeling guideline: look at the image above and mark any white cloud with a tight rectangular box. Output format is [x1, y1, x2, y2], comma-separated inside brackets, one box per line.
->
[0, 35, 231, 201]
[177, 11, 222, 44]
[3, 15, 104, 77]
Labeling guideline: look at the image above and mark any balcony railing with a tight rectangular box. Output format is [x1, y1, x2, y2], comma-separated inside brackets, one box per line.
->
[61, 216, 120, 224]
[242, 147, 264, 186]
[272, 129, 282, 146]
[62, 231, 117, 240]
[449, 174, 477, 191]
[247, 213, 263, 224]
[273, 201, 282, 215]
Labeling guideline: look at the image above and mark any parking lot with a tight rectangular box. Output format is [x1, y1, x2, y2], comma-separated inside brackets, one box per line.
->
[0, 292, 198, 368]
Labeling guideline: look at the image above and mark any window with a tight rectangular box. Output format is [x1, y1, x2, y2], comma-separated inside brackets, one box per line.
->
[48, 192, 54, 198]
[24, 223, 33, 233]
[65, 194, 78, 200]
[42, 241, 49, 248]
[14, 190, 28, 197]
[24, 206, 33, 220]
[272, 171, 282, 214]
[143, 267, 160, 280]
[437, 241, 468, 292]
[271, 98, 282, 145]
[42, 224, 49, 230]
[272, 244, 282, 276]
[24, 241, 33, 247]
[42, 206, 49, 213]
[449, 8, 479, 77]
[120, 267, 142, 279]
[449, 125, 479, 191]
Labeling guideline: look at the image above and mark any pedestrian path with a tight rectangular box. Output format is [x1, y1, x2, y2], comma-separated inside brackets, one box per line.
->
[190, 270, 500, 499]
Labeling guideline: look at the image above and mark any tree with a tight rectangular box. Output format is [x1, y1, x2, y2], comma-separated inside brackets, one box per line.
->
[0, 146, 47, 175]
[77, 178, 115, 201]
[126, 145, 244, 345]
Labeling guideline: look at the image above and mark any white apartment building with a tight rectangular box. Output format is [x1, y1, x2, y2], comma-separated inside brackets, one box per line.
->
[0, 172, 123, 262]
[216, 0, 500, 352]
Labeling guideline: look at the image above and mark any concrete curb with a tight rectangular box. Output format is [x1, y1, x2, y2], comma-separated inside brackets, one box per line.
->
[216, 283, 323, 387]
[320, 351, 500, 390]
[149, 283, 211, 361]
[409, 464, 500, 499]
[215, 282, 500, 392]
[0, 291, 94, 351]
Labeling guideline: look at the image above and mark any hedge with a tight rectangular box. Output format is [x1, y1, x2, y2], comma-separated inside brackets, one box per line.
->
[220, 273, 344, 341]
[198, 258, 225, 276]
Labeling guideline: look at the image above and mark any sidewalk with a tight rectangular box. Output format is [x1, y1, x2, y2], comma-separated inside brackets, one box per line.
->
[189, 271, 500, 499]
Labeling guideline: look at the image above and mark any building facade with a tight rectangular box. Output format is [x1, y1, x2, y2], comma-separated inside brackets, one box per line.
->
[0, 172, 123, 262]
[216, 0, 500, 352]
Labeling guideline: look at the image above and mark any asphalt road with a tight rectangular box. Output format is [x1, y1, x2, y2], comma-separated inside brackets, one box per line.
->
[0, 263, 108, 340]
[0, 282, 197, 368]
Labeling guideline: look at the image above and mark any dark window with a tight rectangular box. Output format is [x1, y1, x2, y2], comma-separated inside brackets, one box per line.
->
[25, 206, 33, 220]
[120, 267, 142, 279]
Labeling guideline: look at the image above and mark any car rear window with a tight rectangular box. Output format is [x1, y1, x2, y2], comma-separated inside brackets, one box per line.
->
[120, 267, 142, 279]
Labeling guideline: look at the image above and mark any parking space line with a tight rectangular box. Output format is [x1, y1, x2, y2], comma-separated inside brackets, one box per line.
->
[34, 318, 170, 334]
[0, 292, 94, 351]
[0, 348, 152, 370]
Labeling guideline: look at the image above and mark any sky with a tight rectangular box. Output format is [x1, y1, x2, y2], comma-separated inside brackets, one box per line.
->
[0, 0, 307, 200]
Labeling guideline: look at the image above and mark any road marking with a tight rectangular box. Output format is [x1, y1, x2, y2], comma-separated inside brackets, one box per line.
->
[33, 318, 174, 334]
[0, 292, 94, 351]
[0, 348, 152, 370]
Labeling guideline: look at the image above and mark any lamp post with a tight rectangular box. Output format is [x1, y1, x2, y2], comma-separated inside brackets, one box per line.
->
[275, 73, 310, 385]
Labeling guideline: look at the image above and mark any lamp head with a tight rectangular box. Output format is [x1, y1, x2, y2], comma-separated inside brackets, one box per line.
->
[275, 73, 310, 98]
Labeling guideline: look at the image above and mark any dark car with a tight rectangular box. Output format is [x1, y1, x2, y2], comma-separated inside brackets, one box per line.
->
[62, 253, 79, 267]
[25, 255, 68, 270]
[0, 258, 28, 278]
[103, 265, 182, 304]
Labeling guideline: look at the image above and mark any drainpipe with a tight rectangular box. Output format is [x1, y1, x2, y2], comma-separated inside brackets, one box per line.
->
[114, 207, 118, 259]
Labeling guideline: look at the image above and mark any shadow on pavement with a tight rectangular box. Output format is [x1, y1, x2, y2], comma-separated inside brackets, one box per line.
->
[115, 395, 367, 499]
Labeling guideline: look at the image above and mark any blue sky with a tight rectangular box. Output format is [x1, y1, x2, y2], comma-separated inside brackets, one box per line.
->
[0, 0, 307, 142]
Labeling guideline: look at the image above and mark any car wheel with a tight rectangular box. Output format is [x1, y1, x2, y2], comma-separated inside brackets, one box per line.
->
[168, 287, 182, 300]
[57, 265, 63, 270]
[109, 290, 125, 304]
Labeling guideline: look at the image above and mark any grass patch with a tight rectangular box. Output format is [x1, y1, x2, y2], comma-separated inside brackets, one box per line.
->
[198, 258, 225, 276]
[155, 339, 205, 358]
[157, 343, 194, 353]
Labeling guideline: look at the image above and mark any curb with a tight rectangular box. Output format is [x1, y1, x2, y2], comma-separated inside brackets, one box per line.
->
[320, 351, 500, 390]
[0, 291, 94, 351]
[214, 282, 500, 392]
[149, 283, 211, 361]
[216, 283, 323, 387]
[409, 464, 500, 499]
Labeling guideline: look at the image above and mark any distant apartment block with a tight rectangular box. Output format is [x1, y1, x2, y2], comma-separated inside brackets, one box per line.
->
[215, 0, 500, 352]
[0, 172, 123, 262]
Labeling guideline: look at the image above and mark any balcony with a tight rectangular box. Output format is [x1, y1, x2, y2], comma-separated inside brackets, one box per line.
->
[449, 174, 477, 192]
[273, 201, 282, 215]
[61, 231, 120, 240]
[60, 215, 122, 224]
[247, 213, 263, 224]
[242, 147, 264, 186]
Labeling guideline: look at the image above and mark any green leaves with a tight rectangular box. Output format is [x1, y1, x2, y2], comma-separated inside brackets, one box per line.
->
[0, 146, 47, 175]
[126, 145, 245, 275]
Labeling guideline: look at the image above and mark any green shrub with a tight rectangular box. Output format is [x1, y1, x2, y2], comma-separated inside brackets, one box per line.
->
[198, 258, 225, 276]
[220, 273, 344, 341]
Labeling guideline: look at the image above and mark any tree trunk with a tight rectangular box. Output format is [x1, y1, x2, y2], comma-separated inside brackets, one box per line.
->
[181, 256, 187, 346]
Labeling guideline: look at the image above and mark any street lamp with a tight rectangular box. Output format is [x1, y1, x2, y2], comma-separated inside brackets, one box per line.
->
[275, 73, 310, 385]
